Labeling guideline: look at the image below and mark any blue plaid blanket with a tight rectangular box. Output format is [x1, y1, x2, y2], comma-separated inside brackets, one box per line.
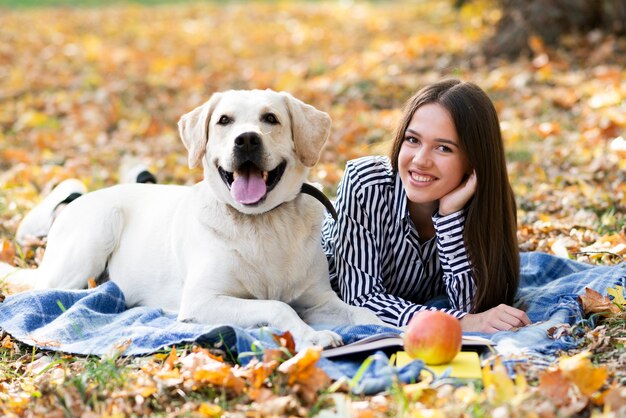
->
[0, 252, 624, 394]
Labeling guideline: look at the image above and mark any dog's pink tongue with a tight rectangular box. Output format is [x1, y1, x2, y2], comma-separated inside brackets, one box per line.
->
[231, 170, 267, 204]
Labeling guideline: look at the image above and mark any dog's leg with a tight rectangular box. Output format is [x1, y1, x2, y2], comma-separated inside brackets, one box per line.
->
[178, 294, 343, 350]
[24, 203, 124, 290]
[298, 290, 386, 327]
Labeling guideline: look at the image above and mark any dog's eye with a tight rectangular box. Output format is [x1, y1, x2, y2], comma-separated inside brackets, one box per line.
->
[217, 115, 232, 125]
[261, 113, 279, 125]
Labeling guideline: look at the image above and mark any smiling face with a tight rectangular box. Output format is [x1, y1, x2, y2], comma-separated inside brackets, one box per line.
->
[397, 103, 470, 212]
[177, 89, 331, 215]
[206, 91, 297, 209]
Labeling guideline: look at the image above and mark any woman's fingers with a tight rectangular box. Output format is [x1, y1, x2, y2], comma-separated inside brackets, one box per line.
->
[482, 305, 532, 331]
[496, 304, 531, 326]
[460, 304, 531, 333]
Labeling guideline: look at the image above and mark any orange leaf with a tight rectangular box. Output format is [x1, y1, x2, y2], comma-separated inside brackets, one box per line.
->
[193, 363, 245, 395]
[1, 149, 31, 164]
[277, 347, 330, 403]
[0, 240, 16, 265]
[1, 335, 15, 350]
[165, 347, 178, 369]
[250, 359, 279, 389]
[247, 387, 275, 403]
[87, 277, 97, 289]
[277, 347, 322, 384]
[539, 369, 572, 405]
[272, 331, 296, 356]
[559, 351, 608, 397]
[578, 288, 621, 315]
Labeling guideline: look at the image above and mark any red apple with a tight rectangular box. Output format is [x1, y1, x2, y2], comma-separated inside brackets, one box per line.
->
[403, 310, 462, 365]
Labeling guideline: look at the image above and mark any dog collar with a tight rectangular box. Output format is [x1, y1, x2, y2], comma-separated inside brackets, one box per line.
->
[300, 183, 337, 221]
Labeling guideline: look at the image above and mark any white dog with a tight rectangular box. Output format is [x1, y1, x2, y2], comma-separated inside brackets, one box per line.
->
[2, 89, 383, 349]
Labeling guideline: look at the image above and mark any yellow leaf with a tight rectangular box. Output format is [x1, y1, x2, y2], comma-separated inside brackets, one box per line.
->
[2, 335, 15, 350]
[606, 285, 626, 306]
[139, 386, 157, 398]
[483, 357, 515, 405]
[559, 351, 608, 396]
[403, 381, 433, 402]
[198, 403, 222, 417]
[155, 368, 181, 381]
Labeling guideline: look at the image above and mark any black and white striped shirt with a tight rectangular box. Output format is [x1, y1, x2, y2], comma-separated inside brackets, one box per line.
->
[321, 156, 476, 327]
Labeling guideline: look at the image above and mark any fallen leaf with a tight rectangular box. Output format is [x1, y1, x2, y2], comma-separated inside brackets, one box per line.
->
[87, 277, 97, 289]
[578, 287, 621, 315]
[277, 347, 330, 404]
[482, 357, 515, 405]
[249, 358, 279, 389]
[273, 331, 296, 356]
[559, 351, 608, 397]
[0, 240, 15, 265]
[198, 403, 222, 417]
[192, 363, 245, 395]
[538, 369, 572, 406]
[606, 285, 626, 306]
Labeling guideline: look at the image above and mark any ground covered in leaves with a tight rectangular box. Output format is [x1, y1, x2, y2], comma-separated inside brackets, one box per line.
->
[0, 0, 625, 416]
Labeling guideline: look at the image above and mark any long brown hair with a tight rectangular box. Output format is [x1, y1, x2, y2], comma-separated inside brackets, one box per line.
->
[390, 79, 519, 313]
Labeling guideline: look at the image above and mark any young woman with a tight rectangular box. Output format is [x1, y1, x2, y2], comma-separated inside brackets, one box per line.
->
[321, 79, 531, 333]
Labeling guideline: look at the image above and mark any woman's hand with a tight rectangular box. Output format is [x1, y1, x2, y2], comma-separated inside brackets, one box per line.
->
[459, 304, 531, 333]
[438, 170, 477, 216]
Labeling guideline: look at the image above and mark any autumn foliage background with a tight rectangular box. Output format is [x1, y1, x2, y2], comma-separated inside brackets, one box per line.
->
[0, 0, 625, 416]
[0, 0, 625, 260]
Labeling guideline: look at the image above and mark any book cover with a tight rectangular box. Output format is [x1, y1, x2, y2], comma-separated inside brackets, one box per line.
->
[321, 332, 491, 359]
[395, 350, 483, 380]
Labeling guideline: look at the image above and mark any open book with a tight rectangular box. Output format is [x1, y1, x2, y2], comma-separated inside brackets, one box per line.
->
[321, 332, 492, 359]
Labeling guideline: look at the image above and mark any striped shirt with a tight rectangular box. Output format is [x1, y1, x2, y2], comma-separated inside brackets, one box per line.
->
[321, 156, 476, 327]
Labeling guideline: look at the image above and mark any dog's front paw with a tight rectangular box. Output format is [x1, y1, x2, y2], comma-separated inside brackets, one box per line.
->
[300, 330, 343, 349]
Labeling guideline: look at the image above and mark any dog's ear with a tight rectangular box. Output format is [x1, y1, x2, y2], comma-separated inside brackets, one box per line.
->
[178, 93, 222, 169]
[281, 92, 331, 167]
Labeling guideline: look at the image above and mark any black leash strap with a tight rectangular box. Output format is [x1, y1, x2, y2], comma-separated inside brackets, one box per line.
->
[300, 183, 338, 221]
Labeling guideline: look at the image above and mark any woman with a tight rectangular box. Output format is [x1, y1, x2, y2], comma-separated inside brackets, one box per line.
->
[321, 79, 531, 333]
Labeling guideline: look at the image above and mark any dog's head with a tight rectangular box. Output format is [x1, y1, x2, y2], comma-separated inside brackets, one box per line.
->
[178, 89, 331, 214]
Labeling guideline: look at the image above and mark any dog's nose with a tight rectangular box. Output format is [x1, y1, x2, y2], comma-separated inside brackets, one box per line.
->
[234, 132, 261, 153]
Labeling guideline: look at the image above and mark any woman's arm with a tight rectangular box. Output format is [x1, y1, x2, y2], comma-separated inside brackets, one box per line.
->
[435, 171, 531, 332]
[433, 210, 475, 312]
[331, 160, 467, 327]
[433, 215, 531, 332]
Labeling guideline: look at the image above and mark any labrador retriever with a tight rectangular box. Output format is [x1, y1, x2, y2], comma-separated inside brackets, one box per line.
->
[2, 89, 383, 349]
